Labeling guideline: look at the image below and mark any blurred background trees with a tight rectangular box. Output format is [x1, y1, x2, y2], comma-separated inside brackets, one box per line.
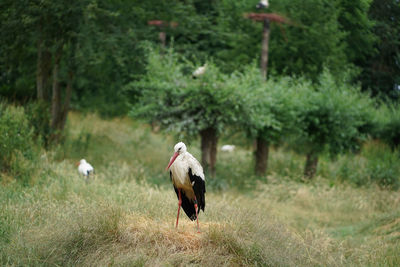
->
[292, 70, 375, 178]
[0, 0, 399, 181]
[2, 0, 399, 106]
[359, 0, 400, 99]
[128, 49, 245, 177]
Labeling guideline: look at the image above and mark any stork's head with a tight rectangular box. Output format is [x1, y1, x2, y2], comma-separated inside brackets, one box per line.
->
[166, 142, 186, 170]
[76, 159, 86, 166]
[174, 142, 187, 154]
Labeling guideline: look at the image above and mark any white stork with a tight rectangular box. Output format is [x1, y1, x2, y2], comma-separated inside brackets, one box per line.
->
[77, 159, 94, 181]
[256, 0, 269, 9]
[192, 64, 207, 78]
[221, 144, 236, 152]
[166, 142, 206, 232]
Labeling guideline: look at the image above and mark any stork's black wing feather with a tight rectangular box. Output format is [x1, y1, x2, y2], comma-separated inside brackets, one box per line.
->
[188, 168, 206, 212]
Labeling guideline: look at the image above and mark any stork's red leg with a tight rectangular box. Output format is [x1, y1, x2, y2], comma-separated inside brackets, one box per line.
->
[176, 189, 182, 228]
[194, 198, 200, 233]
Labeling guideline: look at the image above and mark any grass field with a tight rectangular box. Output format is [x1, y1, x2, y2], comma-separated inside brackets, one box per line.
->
[1, 112, 399, 266]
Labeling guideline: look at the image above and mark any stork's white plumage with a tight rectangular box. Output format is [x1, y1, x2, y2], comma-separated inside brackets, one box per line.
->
[192, 64, 207, 78]
[166, 142, 206, 232]
[256, 0, 269, 9]
[77, 159, 94, 180]
[221, 144, 236, 152]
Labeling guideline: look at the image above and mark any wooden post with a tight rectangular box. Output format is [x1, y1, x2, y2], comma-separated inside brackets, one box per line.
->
[245, 12, 290, 176]
[159, 32, 166, 49]
[257, 18, 270, 176]
[260, 18, 270, 80]
[148, 20, 178, 49]
[245, 13, 289, 79]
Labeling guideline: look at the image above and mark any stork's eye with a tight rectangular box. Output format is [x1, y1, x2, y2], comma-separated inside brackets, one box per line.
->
[178, 147, 182, 151]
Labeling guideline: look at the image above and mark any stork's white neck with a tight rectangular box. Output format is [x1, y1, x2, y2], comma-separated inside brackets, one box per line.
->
[170, 152, 204, 180]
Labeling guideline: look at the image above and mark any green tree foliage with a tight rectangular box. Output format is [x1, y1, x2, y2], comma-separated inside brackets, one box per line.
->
[233, 65, 300, 175]
[269, 0, 348, 80]
[336, 0, 376, 64]
[360, 0, 400, 99]
[203, 0, 362, 80]
[0, 0, 385, 114]
[206, 0, 262, 72]
[128, 48, 244, 176]
[0, 0, 395, 164]
[72, 0, 157, 116]
[0, 0, 40, 100]
[0, 0, 89, 142]
[293, 70, 374, 178]
[374, 103, 400, 150]
[25, 101, 52, 147]
[0, 104, 38, 184]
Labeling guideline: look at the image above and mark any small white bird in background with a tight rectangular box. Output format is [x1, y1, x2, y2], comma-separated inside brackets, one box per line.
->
[221, 145, 236, 152]
[77, 159, 94, 182]
[256, 0, 269, 9]
[192, 64, 207, 78]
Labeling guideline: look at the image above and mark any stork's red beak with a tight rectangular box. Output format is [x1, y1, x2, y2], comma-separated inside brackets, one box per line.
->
[166, 152, 179, 171]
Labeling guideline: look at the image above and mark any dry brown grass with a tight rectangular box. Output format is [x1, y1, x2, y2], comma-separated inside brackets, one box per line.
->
[1, 112, 399, 266]
[3, 177, 350, 266]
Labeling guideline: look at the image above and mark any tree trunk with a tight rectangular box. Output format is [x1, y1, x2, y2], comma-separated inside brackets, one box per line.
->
[304, 152, 319, 179]
[255, 20, 270, 175]
[59, 71, 73, 130]
[50, 43, 63, 140]
[200, 129, 211, 172]
[159, 31, 166, 49]
[36, 38, 45, 100]
[209, 129, 218, 177]
[42, 50, 52, 101]
[255, 136, 269, 176]
[200, 127, 218, 177]
[260, 18, 270, 80]
[36, 44, 52, 101]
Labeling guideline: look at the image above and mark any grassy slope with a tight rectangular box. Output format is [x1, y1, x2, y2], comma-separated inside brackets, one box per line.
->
[1, 113, 399, 266]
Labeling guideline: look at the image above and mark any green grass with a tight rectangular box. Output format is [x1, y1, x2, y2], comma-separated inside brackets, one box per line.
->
[1, 112, 399, 266]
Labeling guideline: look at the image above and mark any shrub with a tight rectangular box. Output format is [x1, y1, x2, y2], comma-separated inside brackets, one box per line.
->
[363, 143, 400, 189]
[129, 48, 245, 176]
[335, 142, 400, 189]
[236, 68, 302, 175]
[292, 70, 375, 178]
[0, 103, 38, 184]
[375, 103, 400, 150]
[25, 101, 51, 147]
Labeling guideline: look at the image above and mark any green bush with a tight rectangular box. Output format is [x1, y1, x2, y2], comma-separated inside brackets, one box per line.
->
[375, 103, 400, 150]
[54, 128, 92, 161]
[25, 101, 51, 147]
[128, 47, 246, 176]
[335, 142, 400, 189]
[129, 47, 244, 137]
[363, 143, 400, 189]
[291, 70, 375, 178]
[0, 104, 38, 184]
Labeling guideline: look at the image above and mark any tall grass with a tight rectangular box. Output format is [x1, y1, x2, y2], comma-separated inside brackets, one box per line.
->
[1, 112, 399, 266]
[0, 104, 40, 185]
